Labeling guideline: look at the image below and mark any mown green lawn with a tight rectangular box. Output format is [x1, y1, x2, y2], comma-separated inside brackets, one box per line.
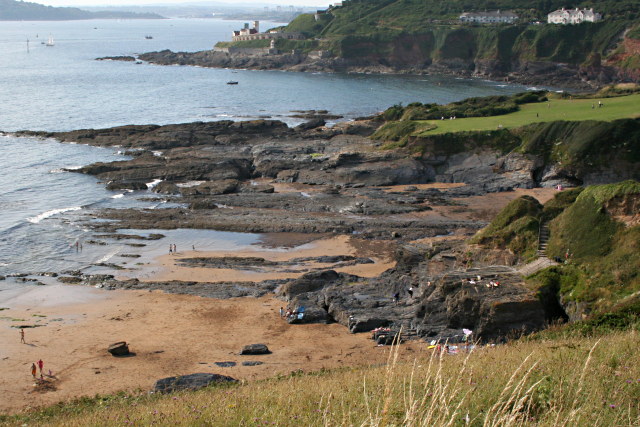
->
[415, 93, 640, 136]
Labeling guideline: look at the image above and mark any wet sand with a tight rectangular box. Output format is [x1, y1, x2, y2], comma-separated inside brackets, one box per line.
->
[140, 235, 396, 283]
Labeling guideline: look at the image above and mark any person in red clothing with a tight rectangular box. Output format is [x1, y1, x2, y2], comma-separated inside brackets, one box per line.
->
[37, 359, 44, 378]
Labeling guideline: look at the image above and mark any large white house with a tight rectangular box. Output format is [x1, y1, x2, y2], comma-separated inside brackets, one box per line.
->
[459, 10, 518, 24]
[547, 8, 602, 24]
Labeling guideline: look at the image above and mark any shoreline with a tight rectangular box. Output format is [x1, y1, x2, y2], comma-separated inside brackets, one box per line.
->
[133, 49, 596, 91]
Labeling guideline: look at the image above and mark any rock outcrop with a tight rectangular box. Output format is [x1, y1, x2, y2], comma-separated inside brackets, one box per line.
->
[153, 373, 237, 393]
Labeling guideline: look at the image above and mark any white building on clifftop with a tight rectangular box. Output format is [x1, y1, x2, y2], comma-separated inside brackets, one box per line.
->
[547, 8, 602, 24]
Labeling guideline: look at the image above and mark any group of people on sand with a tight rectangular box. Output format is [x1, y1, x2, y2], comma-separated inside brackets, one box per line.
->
[462, 275, 501, 288]
[21, 330, 53, 381]
[30, 359, 46, 379]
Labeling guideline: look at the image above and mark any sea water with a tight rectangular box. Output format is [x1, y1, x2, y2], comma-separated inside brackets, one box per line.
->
[0, 18, 536, 277]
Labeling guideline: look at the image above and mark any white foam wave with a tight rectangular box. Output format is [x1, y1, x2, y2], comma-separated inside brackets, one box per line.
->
[96, 247, 120, 264]
[146, 179, 162, 189]
[27, 206, 82, 224]
[152, 151, 163, 157]
[111, 194, 124, 199]
[176, 181, 204, 188]
[64, 165, 83, 170]
[300, 192, 312, 198]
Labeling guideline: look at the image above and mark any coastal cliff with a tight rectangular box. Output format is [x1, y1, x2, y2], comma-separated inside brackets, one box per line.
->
[125, 1, 640, 88]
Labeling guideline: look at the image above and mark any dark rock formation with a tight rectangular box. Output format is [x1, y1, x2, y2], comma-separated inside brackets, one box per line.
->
[97, 56, 135, 62]
[241, 361, 264, 366]
[153, 373, 237, 393]
[240, 344, 271, 355]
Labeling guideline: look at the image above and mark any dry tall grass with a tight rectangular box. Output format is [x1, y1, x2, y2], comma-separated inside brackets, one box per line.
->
[4, 330, 639, 426]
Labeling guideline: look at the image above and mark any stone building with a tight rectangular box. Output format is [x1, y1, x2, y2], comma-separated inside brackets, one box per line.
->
[459, 10, 518, 24]
[547, 8, 602, 24]
[231, 21, 305, 42]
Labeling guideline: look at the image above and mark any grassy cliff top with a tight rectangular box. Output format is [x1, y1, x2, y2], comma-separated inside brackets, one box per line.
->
[413, 93, 640, 136]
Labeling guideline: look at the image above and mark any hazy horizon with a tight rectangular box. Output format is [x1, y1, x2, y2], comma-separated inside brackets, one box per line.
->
[29, 0, 334, 7]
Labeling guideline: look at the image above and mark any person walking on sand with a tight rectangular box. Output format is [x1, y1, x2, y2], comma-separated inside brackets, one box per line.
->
[31, 363, 37, 378]
[20, 328, 25, 343]
[169, 244, 172, 255]
[37, 359, 44, 376]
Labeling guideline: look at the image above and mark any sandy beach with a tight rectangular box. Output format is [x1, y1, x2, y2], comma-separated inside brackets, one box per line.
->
[0, 285, 410, 415]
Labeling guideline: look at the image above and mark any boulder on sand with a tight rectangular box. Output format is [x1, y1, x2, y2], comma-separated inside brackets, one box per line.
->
[154, 373, 237, 393]
[107, 341, 130, 356]
[240, 343, 271, 355]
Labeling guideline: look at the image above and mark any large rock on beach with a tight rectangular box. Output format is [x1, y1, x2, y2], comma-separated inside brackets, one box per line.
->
[153, 373, 237, 393]
[240, 344, 271, 355]
[107, 341, 130, 356]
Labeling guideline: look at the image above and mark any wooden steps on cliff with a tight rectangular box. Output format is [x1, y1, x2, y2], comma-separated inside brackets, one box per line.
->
[537, 222, 550, 257]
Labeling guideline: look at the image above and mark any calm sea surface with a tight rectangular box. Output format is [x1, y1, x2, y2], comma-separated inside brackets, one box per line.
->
[0, 18, 538, 278]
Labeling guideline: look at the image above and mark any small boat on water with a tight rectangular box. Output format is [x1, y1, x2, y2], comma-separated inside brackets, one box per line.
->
[145, 35, 153, 39]
[45, 34, 54, 47]
[226, 81, 239, 85]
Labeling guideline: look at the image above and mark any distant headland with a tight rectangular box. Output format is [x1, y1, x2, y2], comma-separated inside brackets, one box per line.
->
[0, 0, 164, 20]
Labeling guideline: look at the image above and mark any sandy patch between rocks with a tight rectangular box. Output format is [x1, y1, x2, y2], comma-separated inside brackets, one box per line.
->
[142, 235, 396, 283]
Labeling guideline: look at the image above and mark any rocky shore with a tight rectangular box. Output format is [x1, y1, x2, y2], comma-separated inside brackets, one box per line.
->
[14, 115, 578, 343]
[126, 49, 601, 90]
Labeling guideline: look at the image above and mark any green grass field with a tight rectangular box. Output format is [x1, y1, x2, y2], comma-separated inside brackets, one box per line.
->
[415, 93, 640, 136]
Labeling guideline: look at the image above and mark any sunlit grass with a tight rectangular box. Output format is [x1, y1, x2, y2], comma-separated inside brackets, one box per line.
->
[415, 93, 640, 136]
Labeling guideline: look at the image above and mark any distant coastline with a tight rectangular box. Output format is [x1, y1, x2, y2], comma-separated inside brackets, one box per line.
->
[0, 0, 164, 21]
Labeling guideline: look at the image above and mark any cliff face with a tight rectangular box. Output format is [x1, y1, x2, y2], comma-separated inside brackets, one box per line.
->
[328, 22, 637, 87]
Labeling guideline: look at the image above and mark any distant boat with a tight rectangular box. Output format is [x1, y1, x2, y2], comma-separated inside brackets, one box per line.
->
[45, 34, 54, 47]
[145, 35, 153, 39]
[226, 81, 239, 85]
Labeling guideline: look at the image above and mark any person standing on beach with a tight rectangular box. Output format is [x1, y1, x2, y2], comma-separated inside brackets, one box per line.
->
[37, 359, 44, 377]
[31, 363, 37, 378]
[169, 244, 173, 255]
[20, 328, 25, 343]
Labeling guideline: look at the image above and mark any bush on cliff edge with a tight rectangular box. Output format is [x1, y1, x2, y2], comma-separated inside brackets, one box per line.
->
[470, 195, 542, 261]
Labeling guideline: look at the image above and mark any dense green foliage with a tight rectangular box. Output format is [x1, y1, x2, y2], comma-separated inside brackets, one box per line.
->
[470, 196, 543, 259]
[0, 0, 161, 20]
[379, 91, 547, 122]
[287, 0, 639, 37]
